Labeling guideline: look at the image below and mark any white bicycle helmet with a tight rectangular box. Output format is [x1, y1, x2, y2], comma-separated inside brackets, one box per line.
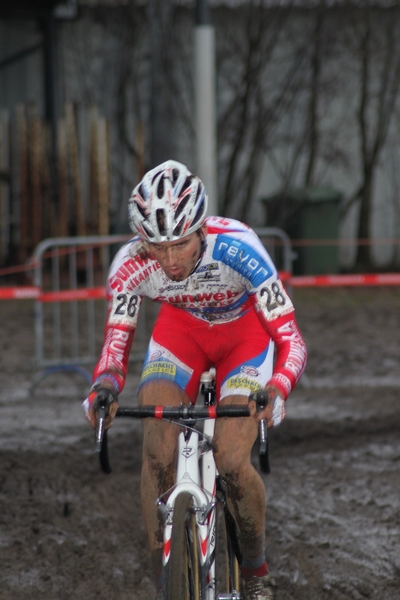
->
[128, 160, 208, 242]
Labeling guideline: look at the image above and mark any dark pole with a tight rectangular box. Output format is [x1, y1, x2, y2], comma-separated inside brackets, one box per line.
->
[43, 16, 59, 125]
[194, 0, 217, 213]
[195, 0, 210, 25]
[147, 0, 174, 169]
[42, 14, 59, 211]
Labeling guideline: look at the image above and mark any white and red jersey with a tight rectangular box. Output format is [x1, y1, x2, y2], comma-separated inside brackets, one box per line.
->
[92, 217, 307, 400]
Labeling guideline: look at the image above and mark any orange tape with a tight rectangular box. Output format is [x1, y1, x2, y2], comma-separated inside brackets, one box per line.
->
[39, 287, 107, 302]
[0, 286, 106, 301]
[2, 273, 400, 300]
[0, 287, 40, 299]
[290, 273, 400, 287]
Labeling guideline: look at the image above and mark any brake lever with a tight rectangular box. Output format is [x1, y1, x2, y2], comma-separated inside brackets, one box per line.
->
[259, 417, 268, 455]
[95, 395, 108, 453]
[249, 391, 271, 474]
[94, 390, 114, 453]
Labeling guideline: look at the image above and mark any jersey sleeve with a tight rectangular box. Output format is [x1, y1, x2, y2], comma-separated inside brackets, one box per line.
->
[91, 291, 142, 394]
[91, 243, 144, 395]
[250, 292, 307, 399]
[240, 228, 307, 399]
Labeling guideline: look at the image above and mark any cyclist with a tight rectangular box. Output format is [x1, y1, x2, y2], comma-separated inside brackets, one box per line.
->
[84, 160, 307, 600]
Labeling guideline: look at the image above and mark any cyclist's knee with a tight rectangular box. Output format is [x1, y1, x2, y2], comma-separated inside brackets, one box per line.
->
[142, 419, 178, 460]
[143, 446, 176, 488]
[138, 379, 189, 406]
[139, 379, 190, 460]
[214, 439, 250, 478]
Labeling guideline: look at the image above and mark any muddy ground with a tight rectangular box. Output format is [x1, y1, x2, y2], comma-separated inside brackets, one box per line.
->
[0, 287, 399, 600]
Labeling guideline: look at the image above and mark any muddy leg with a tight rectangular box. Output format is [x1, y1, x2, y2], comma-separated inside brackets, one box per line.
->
[213, 394, 266, 564]
[139, 381, 190, 579]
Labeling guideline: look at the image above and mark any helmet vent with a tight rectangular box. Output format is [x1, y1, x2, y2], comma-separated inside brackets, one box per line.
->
[157, 176, 165, 199]
[156, 209, 167, 236]
[195, 184, 203, 202]
[173, 218, 185, 237]
[142, 222, 155, 238]
[172, 168, 179, 184]
[151, 170, 163, 185]
[179, 175, 193, 196]
[174, 194, 190, 221]
[135, 199, 148, 219]
[191, 197, 206, 227]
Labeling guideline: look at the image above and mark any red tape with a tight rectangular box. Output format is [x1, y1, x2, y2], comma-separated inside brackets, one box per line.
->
[154, 406, 164, 419]
[207, 406, 217, 418]
[0, 286, 107, 301]
[0, 287, 40, 299]
[2, 273, 400, 301]
[39, 287, 107, 302]
[290, 273, 400, 287]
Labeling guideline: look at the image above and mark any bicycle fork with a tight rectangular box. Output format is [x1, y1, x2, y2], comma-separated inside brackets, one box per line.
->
[159, 429, 213, 572]
[158, 421, 242, 599]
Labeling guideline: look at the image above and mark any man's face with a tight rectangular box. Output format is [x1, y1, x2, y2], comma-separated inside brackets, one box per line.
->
[149, 228, 205, 281]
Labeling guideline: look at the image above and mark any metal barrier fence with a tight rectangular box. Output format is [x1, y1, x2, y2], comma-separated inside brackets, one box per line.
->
[29, 228, 293, 391]
[254, 226, 295, 284]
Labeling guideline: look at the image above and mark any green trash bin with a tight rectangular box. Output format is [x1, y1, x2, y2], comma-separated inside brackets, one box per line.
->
[262, 187, 342, 275]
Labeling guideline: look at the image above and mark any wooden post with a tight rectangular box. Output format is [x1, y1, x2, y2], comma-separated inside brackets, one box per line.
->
[0, 110, 10, 265]
[16, 104, 29, 261]
[88, 105, 99, 234]
[41, 121, 56, 238]
[57, 117, 69, 238]
[97, 116, 110, 237]
[29, 103, 43, 248]
[66, 102, 86, 236]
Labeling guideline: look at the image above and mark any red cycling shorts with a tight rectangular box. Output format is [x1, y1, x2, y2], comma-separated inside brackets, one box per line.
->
[139, 303, 275, 403]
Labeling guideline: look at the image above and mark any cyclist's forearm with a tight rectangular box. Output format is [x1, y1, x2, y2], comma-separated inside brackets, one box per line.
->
[262, 312, 307, 400]
[92, 323, 135, 395]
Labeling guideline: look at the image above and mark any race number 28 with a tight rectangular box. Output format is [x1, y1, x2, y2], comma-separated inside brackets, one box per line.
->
[260, 282, 286, 312]
[114, 293, 139, 318]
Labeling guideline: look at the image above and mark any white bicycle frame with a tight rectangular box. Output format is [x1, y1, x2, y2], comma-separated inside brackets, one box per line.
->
[96, 371, 268, 599]
[160, 415, 220, 599]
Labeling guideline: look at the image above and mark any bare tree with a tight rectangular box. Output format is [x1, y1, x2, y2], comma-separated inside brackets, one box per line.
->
[215, 1, 345, 222]
[341, 4, 400, 269]
[215, 3, 299, 220]
[304, 1, 327, 186]
[266, 3, 349, 193]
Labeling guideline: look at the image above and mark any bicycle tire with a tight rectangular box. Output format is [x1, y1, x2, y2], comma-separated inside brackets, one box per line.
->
[165, 492, 204, 600]
[215, 502, 242, 597]
[99, 429, 112, 474]
[224, 504, 242, 584]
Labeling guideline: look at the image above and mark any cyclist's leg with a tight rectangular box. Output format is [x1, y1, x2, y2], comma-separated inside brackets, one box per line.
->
[213, 395, 267, 569]
[139, 379, 189, 579]
[138, 306, 210, 582]
[211, 311, 275, 576]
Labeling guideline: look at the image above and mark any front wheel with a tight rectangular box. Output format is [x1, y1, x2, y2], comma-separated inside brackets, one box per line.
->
[164, 492, 205, 600]
[215, 496, 242, 597]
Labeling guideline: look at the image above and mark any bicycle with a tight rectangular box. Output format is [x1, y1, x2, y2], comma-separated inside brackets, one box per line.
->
[94, 369, 271, 600]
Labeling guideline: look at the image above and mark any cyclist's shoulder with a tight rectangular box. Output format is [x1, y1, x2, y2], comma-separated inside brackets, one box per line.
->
[206, 217, 272, 260]
[204, 217, 277, 284]
[110, 237, 152, 269]
[107, 237, 159, 290]
[205, 216, 255, 237]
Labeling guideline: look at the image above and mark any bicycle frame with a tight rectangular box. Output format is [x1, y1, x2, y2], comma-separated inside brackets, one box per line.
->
[159, 416, 221, 599]
[95, 374, 269, 600]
